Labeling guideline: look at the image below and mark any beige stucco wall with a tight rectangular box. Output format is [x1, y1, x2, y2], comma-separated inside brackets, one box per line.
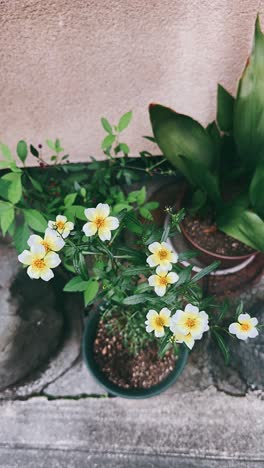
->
[0, 0, 263, 164]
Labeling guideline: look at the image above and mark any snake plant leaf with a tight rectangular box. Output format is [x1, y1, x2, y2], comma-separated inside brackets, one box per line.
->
[249, 161, 264, 218]
[217, 201, 264, 252]
[149, 104, 215, 184]
[178, 155, 222, 206]
[217, 84, 234, 133]
[234, 15, 264, 170]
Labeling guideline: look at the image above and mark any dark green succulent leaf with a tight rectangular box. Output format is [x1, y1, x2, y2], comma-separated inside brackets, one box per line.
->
[217, 201, 264, 252]
[178, 156, 222, 206]
[149, 104, 215, 184]
[249, 161, 264, 217]
[234, 15, 264, 170]
[217, 84, 234, 132]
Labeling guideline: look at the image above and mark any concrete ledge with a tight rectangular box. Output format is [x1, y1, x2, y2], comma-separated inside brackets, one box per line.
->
[1, 389, 263, 467]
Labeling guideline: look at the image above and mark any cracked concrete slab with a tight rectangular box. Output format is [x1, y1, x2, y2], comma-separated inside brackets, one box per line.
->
[0, 389, 263, 467]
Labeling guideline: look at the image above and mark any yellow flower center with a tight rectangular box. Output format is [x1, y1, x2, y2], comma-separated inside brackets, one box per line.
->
[33, 258, 46, 270]
[186, 317, 197, 329]
[158, 276, 168, 286]
[94, 217, 106, 228]
[56, 221, 65, 231]
[158, 249, 169, 260]
[240, 322, 250, 332]
[42, 240, 51, 252]
[154, 316, 165, 328]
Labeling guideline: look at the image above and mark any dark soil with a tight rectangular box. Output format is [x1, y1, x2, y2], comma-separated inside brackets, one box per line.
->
[94, 321, 177, 389]
[183, 213, 254, 257]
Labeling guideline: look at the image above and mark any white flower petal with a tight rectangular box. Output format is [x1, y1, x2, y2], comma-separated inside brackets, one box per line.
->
[18, 250, 33, 265]
[161, 241, 171, 250]
[84, 208, 96, 221]
[251, 317, 258, 326]
[83, 222, 97, 237]
[27, 234, 43, 248]
[40, 268, 54, 281]
[156, 265, 165, 276]
[229, 323, 239, 335]
[170, 252, 178, 263]
[146, 325, 154, 333]
[98, 227, 111, 241]
[148, 275, 158, 286]
[160, 307, 171, 318]
[238, 313, 250, 322]
[48, 220, 56, 229]
[158, 262, 172, 272]
[154, 285, 166, 297]
[45, 252, 61, 268]
[96, 203, 110, 219]
[236, 332, 249, 341]
[148, 242, 161, 253]
[56, 215, 67, 224]
[184, 304, 199, 315]
[30, 244, 46, 258]
[172, 310, 184, 323]
[167, 272, 179, 284]
[147, 254, 158, 267]
[248, 328, 259, 338]
[65, 221, 74, 230]
[154, 329, 165, 338]
[146, 310, 157, 320]
[105, 216, 119, 230]
[27, 265, 41, 279]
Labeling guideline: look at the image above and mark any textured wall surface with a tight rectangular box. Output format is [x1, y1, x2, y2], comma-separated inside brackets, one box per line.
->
[0, 0, 263, 163]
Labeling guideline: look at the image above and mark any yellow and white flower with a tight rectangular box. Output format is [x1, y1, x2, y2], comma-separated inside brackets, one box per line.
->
[148, 266, 179, 297]
[145, 308, 171, 337]
[18, 244, 61, 281]
[147, 241, 178, 272]
[170, 304, 209, 339]
[83, 203, 119, 241]
[48, 215, 74, 238]
[229, 314, 259, 340]
[27, 228, 65, 252]
[172, 331, 195, 350]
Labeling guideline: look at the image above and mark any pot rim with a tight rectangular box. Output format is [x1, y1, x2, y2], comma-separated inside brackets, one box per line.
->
[82, 310, 189, 399]
[176, 187, 258, 262]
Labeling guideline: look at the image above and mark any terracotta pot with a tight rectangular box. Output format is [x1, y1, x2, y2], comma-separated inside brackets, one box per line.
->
[176, 189, 257, 270]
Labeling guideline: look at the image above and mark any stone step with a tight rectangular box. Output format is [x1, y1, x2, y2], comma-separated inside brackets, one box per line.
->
[0, 389, 263, 467]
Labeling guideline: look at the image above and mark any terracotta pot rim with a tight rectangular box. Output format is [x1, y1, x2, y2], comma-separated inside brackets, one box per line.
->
[180, 220, 257, 262]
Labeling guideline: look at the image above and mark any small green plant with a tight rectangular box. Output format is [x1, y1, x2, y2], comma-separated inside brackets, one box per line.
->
[17, 197, 262, 361]
[148, 15, 264, 252]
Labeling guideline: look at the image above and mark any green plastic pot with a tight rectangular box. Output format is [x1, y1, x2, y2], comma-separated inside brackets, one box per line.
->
[82, 310, 189, 399]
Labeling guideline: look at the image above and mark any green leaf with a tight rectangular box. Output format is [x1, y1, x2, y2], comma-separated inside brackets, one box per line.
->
[123, 294, 149, 305]
[73, 252, 89, 280]
[249, 161, 264, 217]
[212, 329, 230, 365]
[149, 104, 215, 183]
[46, 139, 56, 151]
[1, 173, 22, 204]
[139, 207, 152, 220]
[191, 261, 220, 282]
[24, 209, 47, 232]
[101, 117, 113, 134]
[0, 201, 15, 236]
[64, 205, 86, 221]
[101, 134, 115, 150]
[118, 111, 132, 132]
[64, 193, 77, 207]
[234, 15, 264, 169]
[178, 156, 222, 206]
[217, 203, 264, 251]
[119, 143, 130, 154]
[123, 266, 150, 276]
[84, 279, 99, 306]
[63, 276, 89, 292]
[217, 84, 234, 132]
[30, 145, 39, 158]
[13, 223, 31, 252]
[16, 140, 28, 163]
[55, 138, 63, 152]
[28, 175, 43, 193]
